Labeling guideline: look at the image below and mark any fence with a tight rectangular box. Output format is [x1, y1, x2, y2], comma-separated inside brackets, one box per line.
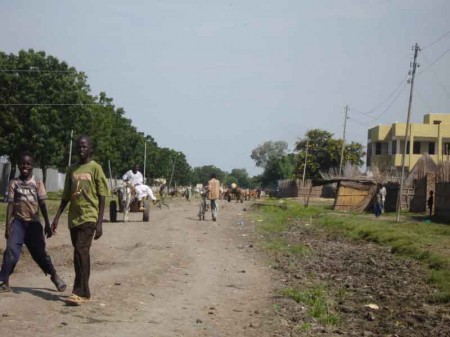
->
[277, 179, 335, 199]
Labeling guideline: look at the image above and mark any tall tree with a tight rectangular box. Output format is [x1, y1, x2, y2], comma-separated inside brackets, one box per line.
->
[0, 49, 94, 180]
[250, 141, 288, 169]
[295, 129, 365, 179]
[192, 166, 226, 186]
[228, 168, 251, 188]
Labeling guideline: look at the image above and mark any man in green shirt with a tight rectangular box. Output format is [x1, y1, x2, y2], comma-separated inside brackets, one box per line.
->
[52, 135, 109, 305]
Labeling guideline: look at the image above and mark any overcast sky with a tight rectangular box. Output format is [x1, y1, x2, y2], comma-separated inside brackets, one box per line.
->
[1, 0, 449, 176]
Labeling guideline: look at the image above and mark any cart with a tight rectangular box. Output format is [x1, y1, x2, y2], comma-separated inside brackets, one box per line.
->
[109, 184, 151, 222]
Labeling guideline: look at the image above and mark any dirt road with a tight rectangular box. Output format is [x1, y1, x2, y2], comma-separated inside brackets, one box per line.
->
[0, 199, 272, 337]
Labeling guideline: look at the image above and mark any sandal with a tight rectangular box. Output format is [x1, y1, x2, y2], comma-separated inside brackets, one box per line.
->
[65, 294, 89, 306]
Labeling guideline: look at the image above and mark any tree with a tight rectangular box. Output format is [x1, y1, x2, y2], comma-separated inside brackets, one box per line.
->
[294, 129, 365, 180]
[192, 166, 226, 186]
[0, 49, 192, 185]
[251, 141, 288, 169]
[0, 49, 94, 180]
[228, 168, 251, 188]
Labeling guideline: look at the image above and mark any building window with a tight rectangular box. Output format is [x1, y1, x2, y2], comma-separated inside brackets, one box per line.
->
[400, 141, 410, 154]
[428, 142, 435, 155]
[391, 140, 397, 155]
[444, 143, 450, 155]
[413, 141, 421, 154]
[375, 142, 381, 155]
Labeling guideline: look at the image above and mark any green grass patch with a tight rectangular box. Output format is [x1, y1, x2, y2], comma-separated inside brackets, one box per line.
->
[281, 286, 339, 325]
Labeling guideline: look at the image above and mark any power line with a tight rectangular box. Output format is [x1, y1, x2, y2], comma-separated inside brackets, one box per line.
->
[422, 29, 450, 49]
[419, 51, 450, 99]
[373, 82, 408, 121]
[0, 69, 76, 73]
[348, 115, 370, 127]
[351, 75, 408, 116]
[0, 103, 104, 106]
[417, 47, 450, 75]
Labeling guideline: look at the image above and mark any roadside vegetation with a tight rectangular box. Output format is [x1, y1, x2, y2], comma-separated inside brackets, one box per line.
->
[252, 198, 450, 312]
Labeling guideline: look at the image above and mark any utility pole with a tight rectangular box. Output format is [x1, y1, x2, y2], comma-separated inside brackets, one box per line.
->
[302, 138, 309, 187]
[68, 129, 73, 167]
[143, 141, 147, 184]
[339, 105, 349, 177]
[396, 43, 420, 222]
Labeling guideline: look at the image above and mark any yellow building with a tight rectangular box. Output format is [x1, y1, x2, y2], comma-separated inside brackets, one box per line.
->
[367, 113, 450, 172]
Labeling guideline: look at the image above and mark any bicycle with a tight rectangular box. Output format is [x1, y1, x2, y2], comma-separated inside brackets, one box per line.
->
[198, 189, 209, 220]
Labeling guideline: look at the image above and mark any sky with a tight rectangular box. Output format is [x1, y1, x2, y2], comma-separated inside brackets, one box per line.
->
[1, 0, 450, 176]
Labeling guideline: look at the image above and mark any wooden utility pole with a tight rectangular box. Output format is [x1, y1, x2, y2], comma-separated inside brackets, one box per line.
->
[396, 43, 420, 222]
[302, 138, 309, 187]
[68, 129, 73, 167]
[143, 141, 147, 183]
[339, 105, 349, 177]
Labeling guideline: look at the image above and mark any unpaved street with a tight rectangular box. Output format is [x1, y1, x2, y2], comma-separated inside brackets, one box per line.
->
[0, 199, 272, 337]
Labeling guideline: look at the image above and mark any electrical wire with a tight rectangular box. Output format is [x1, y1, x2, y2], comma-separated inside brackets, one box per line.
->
[351, 75, 408, 116]
[0, 103, 103, 106]
[348, 116, 370, 127]
[373, 81, 408, 121]
[422, 29, 450, 50]
[419, 51, 450, 99]
[0, 69, 76, 73]
[417, 47, 450, 75]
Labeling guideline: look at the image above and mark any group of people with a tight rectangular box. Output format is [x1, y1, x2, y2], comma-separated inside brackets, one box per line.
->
[374, 184, 434, 217]
[1, 135, 106, 305]
[0, 134, 222, 304]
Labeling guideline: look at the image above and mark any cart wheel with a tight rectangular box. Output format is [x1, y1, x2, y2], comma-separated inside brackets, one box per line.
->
[110, 200, 117, 223]
[143, 200, 151, 222]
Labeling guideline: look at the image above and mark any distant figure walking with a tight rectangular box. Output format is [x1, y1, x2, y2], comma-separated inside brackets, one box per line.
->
[374, 184, 382, 218]
[427, 190, 434, 217]
[379, 184, 387, 213]
[208, 174, 220, 221]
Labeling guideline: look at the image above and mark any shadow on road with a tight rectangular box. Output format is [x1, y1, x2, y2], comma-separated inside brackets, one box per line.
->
[12, 287, 65, 302]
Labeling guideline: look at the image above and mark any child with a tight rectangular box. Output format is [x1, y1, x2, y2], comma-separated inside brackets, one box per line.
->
[51, 135, 108, 305]
[0, 151, 66, 293]
[427, 190, 434, 217]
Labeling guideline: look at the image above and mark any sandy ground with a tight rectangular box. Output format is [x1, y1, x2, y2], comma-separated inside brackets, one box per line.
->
[0, 199, 272, 337]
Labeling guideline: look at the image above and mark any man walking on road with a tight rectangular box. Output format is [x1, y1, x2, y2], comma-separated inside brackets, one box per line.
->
[208, 173, 220, 221]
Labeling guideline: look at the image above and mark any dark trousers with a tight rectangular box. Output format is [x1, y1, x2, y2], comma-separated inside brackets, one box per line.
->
[70, 222, 95, 298]
[0, 218, 56, 284]
[374, 203, 382, 217]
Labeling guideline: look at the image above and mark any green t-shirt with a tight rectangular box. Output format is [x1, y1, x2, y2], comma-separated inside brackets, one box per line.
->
[62, 160, 109, 228]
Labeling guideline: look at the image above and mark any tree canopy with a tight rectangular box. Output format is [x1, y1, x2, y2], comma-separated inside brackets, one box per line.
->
[0, 49, 191, 183]
[250, 141, 288, 169]
[294, 129, 365, 180]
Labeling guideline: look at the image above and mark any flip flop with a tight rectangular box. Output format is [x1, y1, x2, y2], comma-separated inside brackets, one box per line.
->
[65, 294, 89, 306]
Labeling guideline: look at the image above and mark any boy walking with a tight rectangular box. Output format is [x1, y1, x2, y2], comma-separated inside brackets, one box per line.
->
[51, 135, 108, 305]
[0, 152, 66, 293]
